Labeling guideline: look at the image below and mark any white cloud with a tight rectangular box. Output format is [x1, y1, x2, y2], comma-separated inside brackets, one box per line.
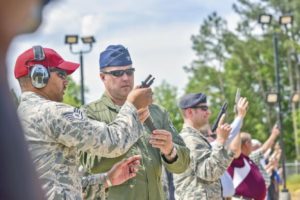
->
[7, 0, 237, 103]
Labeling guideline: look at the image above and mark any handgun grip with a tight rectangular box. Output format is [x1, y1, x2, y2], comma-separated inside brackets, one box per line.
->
[141, 75, 153, 88]
[211, 118, 220, 133]
[144, 116, 156, 132]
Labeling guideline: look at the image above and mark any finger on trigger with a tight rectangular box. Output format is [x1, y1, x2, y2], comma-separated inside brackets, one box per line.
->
[218, 114, 226, 127]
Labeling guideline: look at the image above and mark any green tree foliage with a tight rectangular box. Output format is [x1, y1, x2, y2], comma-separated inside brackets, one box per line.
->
[153, 81, 183, 132]
[153, 0, 300, 160]
[183, 0, 300, 160]
[63, 77, 81, 107]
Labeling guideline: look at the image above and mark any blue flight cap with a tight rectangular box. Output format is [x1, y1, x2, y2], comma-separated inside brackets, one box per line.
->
[99, 45, 132, 69]
[179, 93, 207, 109]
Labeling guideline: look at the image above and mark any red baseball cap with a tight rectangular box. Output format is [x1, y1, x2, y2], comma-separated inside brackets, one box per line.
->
[14, 47, 80, 78]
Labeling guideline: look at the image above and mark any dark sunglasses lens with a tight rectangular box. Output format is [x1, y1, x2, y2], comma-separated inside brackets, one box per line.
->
[110, 69, 135, 77]
[111, 70, 124, 77]
[125, 69, 135, 75]
[50, 68, 67, 79]
[57, 71, 67, 79]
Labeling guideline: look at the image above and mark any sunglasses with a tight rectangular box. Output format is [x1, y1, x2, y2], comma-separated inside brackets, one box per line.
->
[49, 68, 67, 80]
[101, 68, 135, 77]
[191, 105, 209, 111]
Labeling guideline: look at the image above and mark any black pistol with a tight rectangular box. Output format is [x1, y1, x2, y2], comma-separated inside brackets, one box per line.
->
[140, 75, 156, 131]
[211, 102, 228, 133]
[141, 74, 155, 88]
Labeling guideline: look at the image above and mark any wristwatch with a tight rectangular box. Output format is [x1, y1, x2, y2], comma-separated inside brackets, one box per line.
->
[104, 172, 113, 187]
[162, 145, 178, 164]
[167, 146, 177, 159]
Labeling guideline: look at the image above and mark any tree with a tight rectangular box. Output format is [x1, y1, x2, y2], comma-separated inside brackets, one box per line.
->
[63, 77, 82, 107]
[153, 81, 182, 132]
[151, 0, 300, 160]
[183, 0, 300, 160]
[233, 0, 300, 160]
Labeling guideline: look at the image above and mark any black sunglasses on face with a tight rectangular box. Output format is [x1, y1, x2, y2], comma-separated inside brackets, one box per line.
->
[191, 105, 209, 111]
[49, 68, 67, 80]
[101, 68, 135, 77]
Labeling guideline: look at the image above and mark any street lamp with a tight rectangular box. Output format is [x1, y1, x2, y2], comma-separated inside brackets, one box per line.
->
[279, 15, 293, 27]
[266, 91, 278, 103]
[65, 35, 96, 105]
[291, 92, 300, 103]
[258, 14, 272, 25]
[258, 13, 293, 200]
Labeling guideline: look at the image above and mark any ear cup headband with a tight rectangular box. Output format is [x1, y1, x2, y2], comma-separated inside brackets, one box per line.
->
[33, 45, 45, 61]
[29, 46, 49, 88]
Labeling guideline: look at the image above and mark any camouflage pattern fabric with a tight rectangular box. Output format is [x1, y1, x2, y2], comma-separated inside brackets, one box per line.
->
[173, 125, 234, 200]
[17, 91, 143, 200]
[81, 173, 107, 200]
[80, 93, 190, 200]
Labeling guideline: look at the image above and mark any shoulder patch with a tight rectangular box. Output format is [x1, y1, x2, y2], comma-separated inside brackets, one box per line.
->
[63, 108, 84, 121]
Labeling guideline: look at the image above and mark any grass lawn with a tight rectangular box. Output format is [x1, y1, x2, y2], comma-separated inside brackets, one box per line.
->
[286, 174, 300, 200]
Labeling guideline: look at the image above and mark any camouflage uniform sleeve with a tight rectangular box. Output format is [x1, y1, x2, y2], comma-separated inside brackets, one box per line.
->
[48, 101, 143, 158]
[81, 173, 106, 189]
[81, 173, 107, 200]
[184, 133, 234, 182]
[160, 108, 190, 174]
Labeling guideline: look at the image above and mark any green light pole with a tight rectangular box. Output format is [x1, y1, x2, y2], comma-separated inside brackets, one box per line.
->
[65, 35, 96, 105]
[258, 13, 293, 200]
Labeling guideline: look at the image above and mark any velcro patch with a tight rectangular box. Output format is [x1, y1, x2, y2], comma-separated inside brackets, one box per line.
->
[63, 108, 84, 121]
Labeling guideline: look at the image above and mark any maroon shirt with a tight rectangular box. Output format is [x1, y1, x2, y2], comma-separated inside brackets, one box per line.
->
[227, 154, 266, 200]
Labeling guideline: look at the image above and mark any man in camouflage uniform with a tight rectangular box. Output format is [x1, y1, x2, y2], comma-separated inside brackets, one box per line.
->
[173, 93, 236, 200]
[14, 46, 153, 200]
[81, 44, 190, 200]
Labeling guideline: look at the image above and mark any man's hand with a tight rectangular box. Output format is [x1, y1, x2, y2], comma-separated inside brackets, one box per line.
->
[107, 155, 141, 187]
[149, 130, 174, 156]
[271, 124, 280, 138]
[259, 125, 281, 154]
[127, 87, 153, 109]
[237, 97, 249, 118]
[216, 114, 232, 145]
[137, 107, 150, 124]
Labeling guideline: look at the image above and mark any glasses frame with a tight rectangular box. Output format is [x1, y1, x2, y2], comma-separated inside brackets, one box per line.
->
[101, 68, 135, 77]
[49, 68, 67, 80]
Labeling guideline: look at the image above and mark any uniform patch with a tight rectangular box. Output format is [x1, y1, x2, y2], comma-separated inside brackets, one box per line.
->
[63, 108, 84, 121]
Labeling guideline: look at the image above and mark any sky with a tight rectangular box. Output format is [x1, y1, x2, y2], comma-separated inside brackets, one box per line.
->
[7, 0, 239, 103]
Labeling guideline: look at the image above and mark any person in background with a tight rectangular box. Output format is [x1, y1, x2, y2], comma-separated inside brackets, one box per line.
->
[250, 124, 280, 190]
[266, 143, 282, 200]
[80, 44, 190, 200]
[228, 132, 267, 200]
[208, 97, 249, 199]
[173, 92, 241, 199]
[14, 46, 153, 200]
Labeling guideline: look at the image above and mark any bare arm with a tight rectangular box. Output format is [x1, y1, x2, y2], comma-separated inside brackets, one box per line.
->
[229, 132, 241, 158]
[259, 125, 280, 154]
